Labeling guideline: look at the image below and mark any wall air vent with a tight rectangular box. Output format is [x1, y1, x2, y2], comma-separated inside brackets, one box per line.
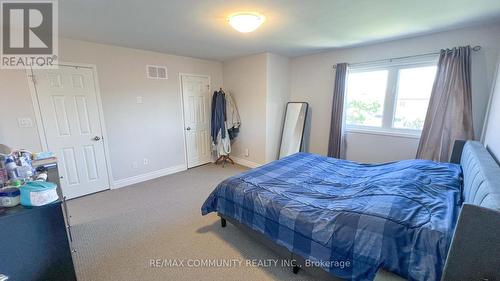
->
[147, 65, 168, 79]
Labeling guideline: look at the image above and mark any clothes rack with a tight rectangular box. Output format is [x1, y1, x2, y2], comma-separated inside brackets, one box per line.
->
[211, 88, 240, 167]
[216, 88, 234, 167]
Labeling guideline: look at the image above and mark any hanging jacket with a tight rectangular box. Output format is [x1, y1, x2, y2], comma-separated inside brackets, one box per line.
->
[225, 92, 241, 132]
[211, 91, 226, 144]
[215, 127, 231, 156]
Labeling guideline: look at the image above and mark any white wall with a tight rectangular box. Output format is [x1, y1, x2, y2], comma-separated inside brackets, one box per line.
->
[223, 53, 268, 164]
[345, 132, 420, 163]
[483, 53, 500, 162]
[0, 71, 43, 151]
[0, 38, 223, 182]
[266, 53, 291, 162]
[291, 22, 500, 163]
[223, 52, 291, 165]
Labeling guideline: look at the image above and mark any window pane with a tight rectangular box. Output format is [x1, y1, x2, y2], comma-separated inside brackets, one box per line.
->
[345, 70, 388, 127]
[393, 66, 437, 130]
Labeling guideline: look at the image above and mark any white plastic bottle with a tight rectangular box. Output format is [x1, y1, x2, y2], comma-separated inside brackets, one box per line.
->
[5, 157, 17, 179]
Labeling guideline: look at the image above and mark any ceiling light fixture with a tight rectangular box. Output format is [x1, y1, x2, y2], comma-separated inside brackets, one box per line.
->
[228, 12, 265, 33]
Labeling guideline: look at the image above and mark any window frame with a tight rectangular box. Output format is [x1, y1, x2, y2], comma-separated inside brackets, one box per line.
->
[344, 58, 438, 137]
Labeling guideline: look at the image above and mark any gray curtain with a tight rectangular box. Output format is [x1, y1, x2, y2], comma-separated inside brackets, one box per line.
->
[328, 63, 348, 158]
[416, 46, 474, 162]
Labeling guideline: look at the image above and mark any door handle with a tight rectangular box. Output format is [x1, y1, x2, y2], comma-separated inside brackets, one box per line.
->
[186, 127, 191, 131]
[93, 136, 101, 141]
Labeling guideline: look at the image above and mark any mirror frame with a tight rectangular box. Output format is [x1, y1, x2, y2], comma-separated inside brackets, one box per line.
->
[278, 102, 309, 159]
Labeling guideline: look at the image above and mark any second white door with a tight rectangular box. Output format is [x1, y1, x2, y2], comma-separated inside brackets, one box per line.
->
[181, 75, 212, 168]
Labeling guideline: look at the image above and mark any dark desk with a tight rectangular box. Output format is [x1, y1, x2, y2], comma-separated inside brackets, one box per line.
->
[0, 202, 76, 281]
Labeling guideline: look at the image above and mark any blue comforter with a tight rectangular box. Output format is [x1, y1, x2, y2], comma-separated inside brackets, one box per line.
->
[201, 153, 462, 281]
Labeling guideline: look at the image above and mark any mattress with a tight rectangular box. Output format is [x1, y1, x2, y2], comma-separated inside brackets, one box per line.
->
[201, 153, 462, 281]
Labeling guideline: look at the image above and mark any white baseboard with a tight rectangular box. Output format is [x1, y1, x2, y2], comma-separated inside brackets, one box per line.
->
[231, 156, 262, 168]
[113, 164, 186, 189]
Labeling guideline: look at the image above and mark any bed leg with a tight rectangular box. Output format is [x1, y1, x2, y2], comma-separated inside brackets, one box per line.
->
[292, 265, 300, 274]
[221, 218, 227, 228]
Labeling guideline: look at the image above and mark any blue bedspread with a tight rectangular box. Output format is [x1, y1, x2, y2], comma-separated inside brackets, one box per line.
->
[201, 153, 462, 281]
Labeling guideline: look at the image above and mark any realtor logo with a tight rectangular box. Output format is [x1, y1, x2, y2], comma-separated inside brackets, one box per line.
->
[1, 0, 58, 68]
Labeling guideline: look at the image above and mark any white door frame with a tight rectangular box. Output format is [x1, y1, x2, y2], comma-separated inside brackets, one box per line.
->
[179, 73, 212, 168]
[27, 62, 115, 190]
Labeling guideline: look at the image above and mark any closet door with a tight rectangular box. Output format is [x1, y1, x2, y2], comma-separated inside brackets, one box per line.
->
[33, 65, 111, 199]
[181, 75, 212, 168]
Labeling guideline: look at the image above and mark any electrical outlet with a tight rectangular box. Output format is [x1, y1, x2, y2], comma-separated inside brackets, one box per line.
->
[131, 161, 139, 169]
[143, 158, 149, 165]
[244, 148, 249, 157]
[136, 96, 143, 104]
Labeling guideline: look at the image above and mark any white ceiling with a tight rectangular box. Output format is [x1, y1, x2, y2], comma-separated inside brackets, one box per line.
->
[60, 0, 500, 61]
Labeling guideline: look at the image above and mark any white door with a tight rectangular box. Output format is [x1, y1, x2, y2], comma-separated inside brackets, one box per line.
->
[33, 65, 110, 199]
[181, 75, 212, 168]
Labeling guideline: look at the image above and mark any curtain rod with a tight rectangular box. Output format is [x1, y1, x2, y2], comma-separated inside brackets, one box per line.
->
[332, 45, 482, 69]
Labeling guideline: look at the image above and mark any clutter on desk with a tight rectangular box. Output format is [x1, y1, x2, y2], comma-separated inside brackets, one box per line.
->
[0, 145, 59, 209]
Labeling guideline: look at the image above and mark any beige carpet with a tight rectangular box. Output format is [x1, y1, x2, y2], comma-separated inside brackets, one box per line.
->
[67, 163, 319, 281]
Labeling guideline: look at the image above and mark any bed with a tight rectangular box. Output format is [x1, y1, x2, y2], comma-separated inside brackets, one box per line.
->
[201, 141, 500, 281]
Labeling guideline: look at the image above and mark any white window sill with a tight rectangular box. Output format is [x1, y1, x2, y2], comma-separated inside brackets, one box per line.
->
[345, 127, 422, 139]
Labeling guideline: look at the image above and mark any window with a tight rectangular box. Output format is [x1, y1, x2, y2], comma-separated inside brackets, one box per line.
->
[393, 66, 437, 130]
[345, 61, 437, 135]
[345, 70, 388, 127]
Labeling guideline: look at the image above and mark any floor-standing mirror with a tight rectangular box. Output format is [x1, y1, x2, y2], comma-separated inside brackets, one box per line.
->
[278, 102, 309, 159]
